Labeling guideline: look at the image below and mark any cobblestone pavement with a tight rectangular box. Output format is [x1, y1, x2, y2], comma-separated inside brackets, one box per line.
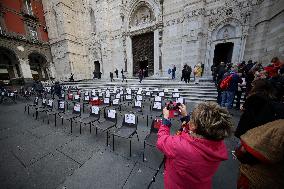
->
[0, 97, 240, 189]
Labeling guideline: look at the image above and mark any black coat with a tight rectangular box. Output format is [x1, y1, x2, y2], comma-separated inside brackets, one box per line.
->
[235, 94, 284, 138]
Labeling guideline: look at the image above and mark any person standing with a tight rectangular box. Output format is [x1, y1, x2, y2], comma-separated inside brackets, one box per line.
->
[52, 81, 61, 99]
[110, 72, 114, 82]
[121, 69, 125, 82]
[181, 65, 186, 82]
[172, 65, 176, 79]
[194, 63, 202, 84]
[157, 102, 233, 189]
[115, 69, 118, 78]
[201, 62, 205, 76]
[138, 69, 143, 83]
[186, 66, 192, 83]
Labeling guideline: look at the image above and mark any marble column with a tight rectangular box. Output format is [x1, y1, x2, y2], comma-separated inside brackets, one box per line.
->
[19, 58, 33, 79]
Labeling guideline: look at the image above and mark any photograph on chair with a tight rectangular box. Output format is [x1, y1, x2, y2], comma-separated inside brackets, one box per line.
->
[153, 102, 162, 109]
[108, 110, 116, 118]
[91, 106, 99, 114]
[74, 104, 81, 112]
[125, 114, 135, 124]
[135, 101, 141, 107]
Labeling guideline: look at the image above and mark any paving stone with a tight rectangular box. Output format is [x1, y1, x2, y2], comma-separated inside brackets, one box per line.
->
[59, 150, 135, 189]
[23, 151, 80, 189]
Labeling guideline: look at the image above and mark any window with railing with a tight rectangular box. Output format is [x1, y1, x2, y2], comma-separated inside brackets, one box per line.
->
[28, 25, 38, 40]
[25, 0, 33, 15]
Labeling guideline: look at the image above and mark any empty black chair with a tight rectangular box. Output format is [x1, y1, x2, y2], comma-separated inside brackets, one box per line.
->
[111, 98, 121, 111]
[25, 96, 39, 114]
[94, 109, 117, 146]
[58, 103, 81, 133]
[143, 118, 162, 162]
[112, 113, 139, 157]
[74, 105, 100, 134]
[46, 100, 66, 126]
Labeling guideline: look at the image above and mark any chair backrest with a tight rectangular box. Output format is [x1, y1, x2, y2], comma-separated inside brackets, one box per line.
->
[150, 118, 162, 133]
[60, 93, 65, 100]
[34, 97, 39, 105]
[136, 94, 143, 101]
[106, 109, 117, 123]
[145, 91, 152, 97]
[154, 96, 162, 102]
[74, 94, 80, 102]
[115, 93, 121, 99]
[172, 92, 180, 98]
[152, 101, 162, 111]
[159, 92, 165, 97]
[84, 95, 90, 102]
[73, 103, 81, 115]
[122, 113, 138, 128]
[103, 98, 110, 105]
[58, 100, 65, 112]
[112, 99, 120, 106]
[105, 90, 111, 98]
[47, 99, 54, 109]
[42, 98, 47, 107]
[91, 89, 96, 97]
[164, 88, 169, 93]
[134, 100, 142, 108]
[90, 106, 100, 118]
[176, 97, 185, 104]
[126, 88, 131, 95]
[125, 94, 132, 101]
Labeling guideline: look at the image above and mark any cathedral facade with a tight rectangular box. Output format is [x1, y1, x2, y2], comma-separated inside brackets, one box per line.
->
[42, 0, 284, 80]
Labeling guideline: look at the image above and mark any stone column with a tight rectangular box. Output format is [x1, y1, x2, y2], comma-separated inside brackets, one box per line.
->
[126, 35, 133, 76]
[19, 58, 33, 84]
[154, 29, 159, 77]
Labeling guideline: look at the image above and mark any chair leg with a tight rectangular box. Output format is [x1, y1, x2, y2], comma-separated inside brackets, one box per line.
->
[35, 110, 38, 120]
[136, 132, 139, 141]
[54, 114, 57, 127]
[79, 123, 82, 134]
[95, 127, 98, 135]
[143, 141, 146, 162]
[89, 123, 92, 133]
[28, 106, 30, 114]
[112, 134, 114, 151]
[147, 115, 149, 127]
[70, 119, 73, 133]
[130, 140, 132, 157]
[106, 131, 109, 146]
[61, 118, 63, 125]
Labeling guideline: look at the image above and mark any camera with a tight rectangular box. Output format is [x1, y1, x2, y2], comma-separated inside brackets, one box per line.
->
[166, 101, 181, 110]
[166, 101, 181, 118]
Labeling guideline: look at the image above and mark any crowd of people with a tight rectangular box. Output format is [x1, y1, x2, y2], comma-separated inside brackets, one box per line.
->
[156, 57, 284, 189]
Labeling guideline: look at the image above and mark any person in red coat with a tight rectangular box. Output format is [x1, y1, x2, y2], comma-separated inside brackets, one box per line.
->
[157, 102, 233, 189]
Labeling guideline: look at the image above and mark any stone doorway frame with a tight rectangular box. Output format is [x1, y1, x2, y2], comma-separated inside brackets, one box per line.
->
[124, 0, 162, 77]
[205, 18, 247, 75]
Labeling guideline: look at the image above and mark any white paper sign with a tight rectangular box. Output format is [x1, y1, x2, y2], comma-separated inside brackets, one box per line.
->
[98, 93, 103, 97]
[164, 88, 169, 93]
[105, 93, 110, 98]
[174, 89, 178, 92]
[48, 100, 53, 106]
[98, 89, 102, 92]
[9, 93, 14, 97]
[61, 94, 65, 98]
[74, 95, 79, 100]
[155, 96, 162, 102]
[1, 92, 4, 95]
[126, 95, 132, 100]
[120, 91, 124, 95]
[127, 89, 131, 95]
[173, 93, 180, 98]
[59, 101, 65, 109]
[137, 90, 142, 95]
[42, 98, 46, 104]
[159, 92, 164, 97]
[176, 97, 184, 104]
[153, 102, 162, 109]
[108, 109, 116, 118]
[136, 95, 142, 101]
[85, 92, 89, 96]
[91, 106, 99, 114]
[146, 92, 151, 96]
[74, 104, 81, 112]
[92, 97, 98, 101]
[125, 114, 136, 124]
[113, 99, 119, 105]
[135, 101, 142, 107]
[84, 96, 90, 101]
[116, 94, 120, 99]
[104, 98, 110, 104]
[146, 87, 150, 91]
[154, 88, 159, 91]
[35, 97, 39, 102]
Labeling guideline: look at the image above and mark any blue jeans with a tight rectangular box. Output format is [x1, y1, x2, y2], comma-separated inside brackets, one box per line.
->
[221, 91, 235, 109]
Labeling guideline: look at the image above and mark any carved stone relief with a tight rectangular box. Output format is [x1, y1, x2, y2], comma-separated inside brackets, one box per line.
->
[129, 5, 155, 28]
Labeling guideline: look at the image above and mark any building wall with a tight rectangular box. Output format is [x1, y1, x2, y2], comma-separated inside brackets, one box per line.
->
[0, 0, 54, 82]
[42, 0, 284, 80]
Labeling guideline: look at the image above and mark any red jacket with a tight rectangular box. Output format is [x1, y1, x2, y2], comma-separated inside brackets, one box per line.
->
[157, 125, 228, 189]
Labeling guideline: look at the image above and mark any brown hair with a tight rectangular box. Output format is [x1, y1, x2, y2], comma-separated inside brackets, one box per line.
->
[249, 79, 278, 100]
[190, 102, 233, 140]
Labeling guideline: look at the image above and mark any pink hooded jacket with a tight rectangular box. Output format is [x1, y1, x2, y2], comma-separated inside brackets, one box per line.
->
[156, 125, 228, 189]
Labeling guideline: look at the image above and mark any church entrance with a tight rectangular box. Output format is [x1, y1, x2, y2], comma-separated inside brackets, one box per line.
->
[132, 32, 154, 77]
[213, 42, 234, 66]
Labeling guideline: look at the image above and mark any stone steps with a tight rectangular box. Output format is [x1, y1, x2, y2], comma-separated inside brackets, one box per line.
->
[63, 79, 218, 103]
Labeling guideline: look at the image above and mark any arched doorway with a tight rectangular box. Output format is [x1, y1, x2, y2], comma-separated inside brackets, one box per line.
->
[213, 42, 234, 66]
[28, 52, 48, 81]
[0, 47, 21, 82]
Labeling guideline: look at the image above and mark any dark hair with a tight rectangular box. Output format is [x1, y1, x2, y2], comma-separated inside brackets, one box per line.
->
[271, 57, 279, 63]
[249, 79, 279, 100]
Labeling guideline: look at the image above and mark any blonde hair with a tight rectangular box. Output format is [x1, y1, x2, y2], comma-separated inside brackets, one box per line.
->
[190, 102, 233, 140]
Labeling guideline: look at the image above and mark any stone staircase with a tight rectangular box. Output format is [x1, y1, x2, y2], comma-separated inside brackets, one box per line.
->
[63, 78, 218, 104]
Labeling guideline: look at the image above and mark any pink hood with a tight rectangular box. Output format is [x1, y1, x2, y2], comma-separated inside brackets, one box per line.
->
[157, 125, 228, 189]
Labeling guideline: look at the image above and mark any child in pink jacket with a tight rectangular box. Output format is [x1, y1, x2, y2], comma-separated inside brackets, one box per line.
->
[157, 102, 233, 189]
